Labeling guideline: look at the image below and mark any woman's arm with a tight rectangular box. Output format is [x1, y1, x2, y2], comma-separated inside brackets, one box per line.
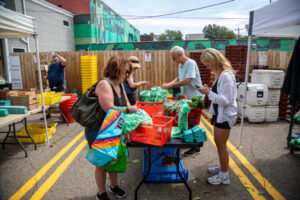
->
[95, 80, 115, 113]
[95, 80, 139, 113]
[208, 72, 236, 106]
[127, 74, 148, 89]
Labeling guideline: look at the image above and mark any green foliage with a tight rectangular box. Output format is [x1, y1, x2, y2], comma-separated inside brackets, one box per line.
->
[157, 30, 183, 41]
[191, 96, 204, 109]
[203, 24, 236, 40]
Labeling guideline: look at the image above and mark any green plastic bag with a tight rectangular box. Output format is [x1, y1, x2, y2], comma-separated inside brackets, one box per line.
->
[104, 136, 128, 173]
[122, 110, 153, 134]
[178, 99, 191, 132]
[171, 126, 183, 138]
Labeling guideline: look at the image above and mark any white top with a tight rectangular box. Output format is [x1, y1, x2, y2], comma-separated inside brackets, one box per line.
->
[208, 70, 237, 128]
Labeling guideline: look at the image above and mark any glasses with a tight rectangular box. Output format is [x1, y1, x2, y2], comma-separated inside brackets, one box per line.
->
[125, 70, 130, 75]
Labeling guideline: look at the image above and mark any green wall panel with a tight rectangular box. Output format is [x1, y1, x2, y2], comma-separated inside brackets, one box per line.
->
[75, 40, 295, 51]
[186, 41, 211, 50]
[170, 41, 186, 49]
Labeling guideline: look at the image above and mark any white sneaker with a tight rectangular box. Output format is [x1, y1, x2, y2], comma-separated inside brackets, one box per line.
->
[207, 166, 220, 175]
[208, 174, 230, 185]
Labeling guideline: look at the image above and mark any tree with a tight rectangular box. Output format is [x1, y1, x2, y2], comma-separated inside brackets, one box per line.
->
[157, 30, 183, 41]
[202, 24, 236, 40]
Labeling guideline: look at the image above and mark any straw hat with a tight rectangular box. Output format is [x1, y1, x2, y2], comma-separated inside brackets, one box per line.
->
[129, 56, 141, 69]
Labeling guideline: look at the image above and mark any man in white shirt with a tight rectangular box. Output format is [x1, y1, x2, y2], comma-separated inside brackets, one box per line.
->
[162, 46, 204, 156]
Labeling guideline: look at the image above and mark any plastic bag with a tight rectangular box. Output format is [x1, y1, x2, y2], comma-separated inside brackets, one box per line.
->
[122, 109, 152, 134]
[178, 99, 191, 131]
[171, 126, 183, 138]
[104, 136, 128, 173]
[86, 109, 125, 167]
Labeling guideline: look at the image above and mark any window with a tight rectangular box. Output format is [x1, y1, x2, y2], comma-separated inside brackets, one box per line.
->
[13, 48, 25, 53]
[63, 20, 70, 27]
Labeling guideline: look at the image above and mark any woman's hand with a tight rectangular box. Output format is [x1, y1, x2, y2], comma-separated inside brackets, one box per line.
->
[128, 105, 139, 113]
[198, 84, 210, 95]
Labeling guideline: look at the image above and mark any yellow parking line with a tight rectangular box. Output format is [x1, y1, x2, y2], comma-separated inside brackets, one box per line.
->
[200, 121, 266, 200]
[9, 130, 85, 200]
[201, 117, 285, 200]
[30, 139, 87, 200]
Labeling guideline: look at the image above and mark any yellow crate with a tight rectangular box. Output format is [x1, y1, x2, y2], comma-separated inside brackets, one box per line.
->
[17, 123, 57, 143]
[39, 92, 62, 105]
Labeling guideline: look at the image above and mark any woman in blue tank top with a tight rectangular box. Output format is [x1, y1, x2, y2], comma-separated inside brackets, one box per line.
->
[123, 56, 149, 105]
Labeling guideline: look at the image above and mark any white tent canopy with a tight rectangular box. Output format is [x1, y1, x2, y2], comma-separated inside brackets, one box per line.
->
[249, 0, 300, 38]
[239, 0, 300, 148]
[0, 6, 49, 143]
[0, 6, 36, 38]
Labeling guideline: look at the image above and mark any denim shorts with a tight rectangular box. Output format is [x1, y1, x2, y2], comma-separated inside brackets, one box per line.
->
[85, 126, 101, 148]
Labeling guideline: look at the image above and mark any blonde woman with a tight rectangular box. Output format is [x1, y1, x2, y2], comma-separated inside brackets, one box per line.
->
[198, 48, 237, 185]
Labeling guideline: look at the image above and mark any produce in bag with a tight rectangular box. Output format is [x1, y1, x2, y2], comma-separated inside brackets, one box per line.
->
[178, 99, 191, 131]
[122, 109, 153, 134]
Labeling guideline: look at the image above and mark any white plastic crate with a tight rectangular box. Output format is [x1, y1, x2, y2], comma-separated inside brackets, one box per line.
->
[237, 83, 268, 106]
[251, 70, 284, 89]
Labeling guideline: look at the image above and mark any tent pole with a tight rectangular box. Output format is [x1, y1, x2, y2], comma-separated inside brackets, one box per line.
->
[34, 34, 49, 144]
[238, 35, 252, 149]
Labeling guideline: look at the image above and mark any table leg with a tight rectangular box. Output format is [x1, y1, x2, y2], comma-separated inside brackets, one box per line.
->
[24, 118, 37, 150]
[135, 147, 151, 200]
[176, 147, 192, 200]
[60, 103, 69, 126]
[1, 124, 11, 149]
[13, 123, 28, 157]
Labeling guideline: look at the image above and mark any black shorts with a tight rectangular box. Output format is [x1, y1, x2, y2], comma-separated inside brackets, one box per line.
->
[214, 121, 230, 129]
[50, 83, 64, 92]
[211, 115, 231, 129]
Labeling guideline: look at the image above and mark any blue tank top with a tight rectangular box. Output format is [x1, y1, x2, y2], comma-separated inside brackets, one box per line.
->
[123, 76, 137, 94]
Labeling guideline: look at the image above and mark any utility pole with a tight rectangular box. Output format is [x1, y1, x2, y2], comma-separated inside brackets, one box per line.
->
[235, 27, 240, 40]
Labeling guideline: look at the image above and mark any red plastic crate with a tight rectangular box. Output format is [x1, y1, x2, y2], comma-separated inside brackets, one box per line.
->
[169, 108, 202, 127]
[129, 116, 173, 146]
[136, 102, 165, 117]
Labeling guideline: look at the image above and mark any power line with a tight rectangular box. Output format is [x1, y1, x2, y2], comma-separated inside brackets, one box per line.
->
[16, 9, 248, 20]
[128, 0, 235, 19]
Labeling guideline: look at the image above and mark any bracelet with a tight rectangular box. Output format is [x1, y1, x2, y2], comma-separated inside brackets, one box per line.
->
[126, 106, 129, 113]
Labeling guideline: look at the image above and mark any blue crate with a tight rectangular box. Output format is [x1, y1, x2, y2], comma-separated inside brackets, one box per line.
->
[143, 148, 188, 182]
[0, 106, 28, 114]
[0, 108, 8, 117]
[0, 100, 11, 106]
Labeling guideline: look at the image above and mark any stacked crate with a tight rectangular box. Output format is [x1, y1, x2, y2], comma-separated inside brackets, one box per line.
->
[7, 90, 39, 110]
[37, 65, 49, 90]
[225, 45, 247, 82]
[279, 93, 300, 120]
[189, 52, 211, 108]
[80, 56, 98, 93]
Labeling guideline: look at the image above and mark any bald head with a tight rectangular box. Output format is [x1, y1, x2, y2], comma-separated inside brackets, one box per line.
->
[171, 46, 185, 57]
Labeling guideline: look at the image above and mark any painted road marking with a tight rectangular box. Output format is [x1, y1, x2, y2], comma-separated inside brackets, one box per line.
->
[29, 139, 87, 200]
[201, 117, 285, 200]
[200, 120, 266, 200]
[9, 131, 85, 200]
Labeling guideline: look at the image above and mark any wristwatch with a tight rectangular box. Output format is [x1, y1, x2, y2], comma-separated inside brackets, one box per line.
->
[126, 106, 129, 113]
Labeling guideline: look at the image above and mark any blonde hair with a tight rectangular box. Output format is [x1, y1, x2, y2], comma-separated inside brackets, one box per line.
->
[200, 48, 235, 76]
